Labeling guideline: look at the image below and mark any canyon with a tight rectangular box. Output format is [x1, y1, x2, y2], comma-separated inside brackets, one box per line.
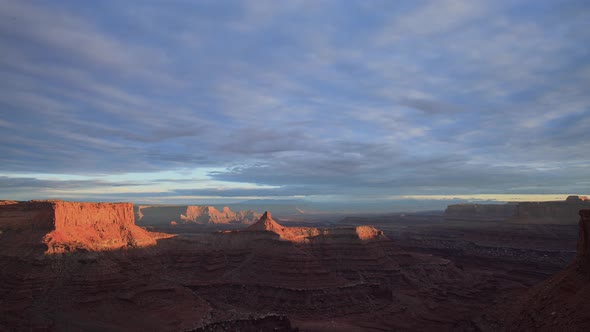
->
[0, 200, 587, 331]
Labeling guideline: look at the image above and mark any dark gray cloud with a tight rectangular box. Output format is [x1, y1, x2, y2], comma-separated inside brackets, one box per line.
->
[0, 176, 143, 190]
[0, 0, 589, 203]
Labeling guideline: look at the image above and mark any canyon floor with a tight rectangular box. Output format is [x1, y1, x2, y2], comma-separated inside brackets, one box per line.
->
[143, 212, 579, 331]
[0, 202, 584, 331]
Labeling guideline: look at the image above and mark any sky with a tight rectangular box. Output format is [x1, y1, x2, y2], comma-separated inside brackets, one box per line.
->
[0, 0, 589, 208]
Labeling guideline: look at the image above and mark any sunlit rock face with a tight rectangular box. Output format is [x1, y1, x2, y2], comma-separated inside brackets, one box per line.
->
[0, 200, 162, 254]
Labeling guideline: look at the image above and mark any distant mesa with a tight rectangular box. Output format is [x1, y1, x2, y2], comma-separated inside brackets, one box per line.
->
[0, 200, 170, 254]
[567, 195, 589, 202]
[180, 206, 260, 224]
[444, 195, 590, 224]
[135, 205, 260, 225]
[244, 210, 385, 243]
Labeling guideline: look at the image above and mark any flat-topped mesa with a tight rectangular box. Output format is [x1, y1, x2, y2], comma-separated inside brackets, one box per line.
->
[0, 200, 162, 254]
[444, 196, 590, 224]
[577, 209, 590, 274]
[245, 211, 385, 242]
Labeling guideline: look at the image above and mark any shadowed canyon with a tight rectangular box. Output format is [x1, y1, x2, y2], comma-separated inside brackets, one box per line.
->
[0, 198, 589, 331]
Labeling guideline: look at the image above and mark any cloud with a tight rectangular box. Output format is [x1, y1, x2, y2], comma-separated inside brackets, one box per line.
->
[0, 0, 589, 204]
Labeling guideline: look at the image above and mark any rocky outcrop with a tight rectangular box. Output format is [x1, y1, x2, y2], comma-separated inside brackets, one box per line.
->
[444, 203, 517, 220]
[245, 211, 386, 243]
[0, 200, 164, 254]
[135, 205, 260, 225]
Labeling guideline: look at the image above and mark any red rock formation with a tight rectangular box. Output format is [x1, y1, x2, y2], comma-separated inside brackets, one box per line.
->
[0, 200, 166, 254]
[245, 211, 386, 243]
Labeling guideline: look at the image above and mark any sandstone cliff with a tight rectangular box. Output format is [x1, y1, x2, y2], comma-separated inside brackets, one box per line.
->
[135, 205, 260, 225]
[0, 200, 163, 254]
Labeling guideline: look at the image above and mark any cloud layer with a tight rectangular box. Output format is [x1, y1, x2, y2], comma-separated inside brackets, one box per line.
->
[1, 0, 589, 205]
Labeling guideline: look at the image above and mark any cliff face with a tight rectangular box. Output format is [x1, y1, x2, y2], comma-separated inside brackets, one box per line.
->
[136, 205, 260, 225]
[0, 201, 161, 254]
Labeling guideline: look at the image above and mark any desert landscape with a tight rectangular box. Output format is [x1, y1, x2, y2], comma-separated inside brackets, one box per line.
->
[2, 1, 589, 331]
[1, 197, 589, 331]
